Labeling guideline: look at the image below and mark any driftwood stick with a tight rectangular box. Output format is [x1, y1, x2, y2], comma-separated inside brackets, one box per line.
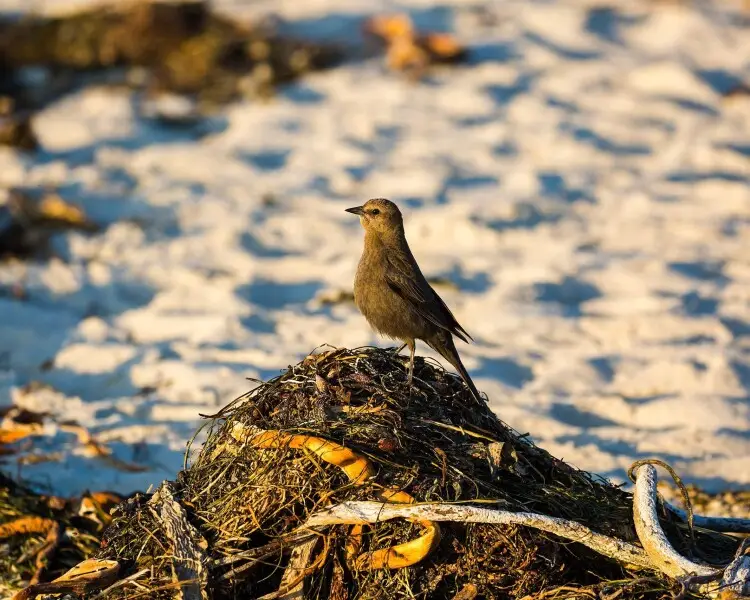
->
[303, 501, 653, 569]
[279, 537, 318, 600]
[12, 559, 120, 600]
[150, 481, 209, 600]
[665, 503, 750, 535]
[257, 537, 320, 600]
[90, 568, 150, 600]
[631, 465, 717, 579]
[720, 540, 750, 598]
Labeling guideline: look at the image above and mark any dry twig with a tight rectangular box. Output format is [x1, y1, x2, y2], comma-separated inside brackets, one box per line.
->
[304, 501, 652, 569]
[150, 481, 209, 600]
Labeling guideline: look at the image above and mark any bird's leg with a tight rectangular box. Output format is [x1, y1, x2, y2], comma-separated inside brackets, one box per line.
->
[391, 343, 407, 355]
[406, 340, 415, 387]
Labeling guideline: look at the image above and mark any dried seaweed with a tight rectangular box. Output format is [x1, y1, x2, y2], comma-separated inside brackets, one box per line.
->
[0, 0, 343, 148]
[0, 473, 121, 598]
[0, 190, 99, 260]
[93, 346, 741, 599]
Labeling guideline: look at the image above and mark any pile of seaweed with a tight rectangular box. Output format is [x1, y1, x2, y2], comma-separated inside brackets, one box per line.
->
[0, 473, 122, 599]
[87, 346, 738, 600]
[0, 0, 343, 148]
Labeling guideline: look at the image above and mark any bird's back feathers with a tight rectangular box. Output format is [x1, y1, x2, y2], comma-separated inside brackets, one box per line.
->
[384, 247, 473, 344]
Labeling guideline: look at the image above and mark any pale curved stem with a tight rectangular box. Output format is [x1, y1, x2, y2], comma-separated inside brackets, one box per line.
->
[632, 465, 718, 579]
[304, 501, 652, 569]
[665, 502, 750, 535]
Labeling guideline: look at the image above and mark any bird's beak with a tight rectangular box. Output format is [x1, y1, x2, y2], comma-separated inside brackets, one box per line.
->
[345, 206, 365, 216]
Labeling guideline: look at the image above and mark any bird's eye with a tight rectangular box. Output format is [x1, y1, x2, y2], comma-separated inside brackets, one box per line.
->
[370, 208, 380, 215]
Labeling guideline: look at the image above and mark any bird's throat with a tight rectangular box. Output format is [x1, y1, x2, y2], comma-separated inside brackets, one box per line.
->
[364, 225, 408, 253]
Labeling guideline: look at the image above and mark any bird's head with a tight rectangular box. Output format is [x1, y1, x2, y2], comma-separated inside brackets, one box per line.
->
[345, 198, 403, 237]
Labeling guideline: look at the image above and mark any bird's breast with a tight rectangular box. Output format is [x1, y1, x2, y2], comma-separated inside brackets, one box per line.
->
[353, 251, 429, 342]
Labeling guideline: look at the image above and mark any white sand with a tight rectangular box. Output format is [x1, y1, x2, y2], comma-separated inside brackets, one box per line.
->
[0, 0, 748, 496]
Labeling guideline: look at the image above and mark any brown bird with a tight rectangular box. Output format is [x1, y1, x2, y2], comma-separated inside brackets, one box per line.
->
[346, 198, 481, 401]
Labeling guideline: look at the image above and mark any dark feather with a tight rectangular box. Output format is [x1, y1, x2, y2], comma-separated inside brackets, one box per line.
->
[426, 334, 481, 402]
[385, 252, 474, 344]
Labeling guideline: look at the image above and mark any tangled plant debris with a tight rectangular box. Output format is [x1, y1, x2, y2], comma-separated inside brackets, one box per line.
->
[0, 401, 147, 475]
[364, 14, 468, 77]
[0, 473, 122, 599]
[0, 0, 344, 148]
[364, 14, 467, 75]
[7, 346, 740, 600]
[0, 1, 476, 151]
[0, 190, 98, 262]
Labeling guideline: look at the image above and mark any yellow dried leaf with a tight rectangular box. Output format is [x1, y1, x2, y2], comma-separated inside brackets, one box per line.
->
[38, 194, 87, 226]
[352, 487, 441, 570]
[244, 425, 441, 571]
[51, 558, 119, 584]
[365, 14, 414, 41]
[0, 427, 38, 445]
[0, 517, 56, 539]
[423, 33, 465, 60]
[61, 423, 148, 472]
[364, 13, 466, 73]
[247, 429, 376, 485]
[352, 522, 440, 570]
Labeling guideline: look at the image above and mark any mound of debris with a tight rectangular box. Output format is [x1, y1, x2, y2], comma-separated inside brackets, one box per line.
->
[12, 347, 750, 599]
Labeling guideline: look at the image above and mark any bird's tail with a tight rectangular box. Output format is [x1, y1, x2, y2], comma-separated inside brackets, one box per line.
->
[428, 335, 482, 403]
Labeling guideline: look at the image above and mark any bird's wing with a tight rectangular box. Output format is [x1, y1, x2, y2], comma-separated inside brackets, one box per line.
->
[385, 253, 474, 343]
